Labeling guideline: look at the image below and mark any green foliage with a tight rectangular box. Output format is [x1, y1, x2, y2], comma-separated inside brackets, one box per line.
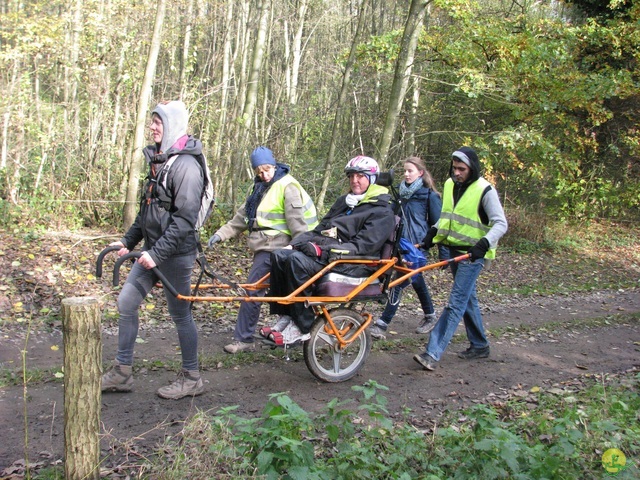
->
[142, 372, 640, 479]
[2, 0, 639, 229]
[411, 2, 640, 220]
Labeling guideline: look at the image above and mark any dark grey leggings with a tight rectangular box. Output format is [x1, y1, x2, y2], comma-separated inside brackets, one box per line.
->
[115, 252, 198, 371]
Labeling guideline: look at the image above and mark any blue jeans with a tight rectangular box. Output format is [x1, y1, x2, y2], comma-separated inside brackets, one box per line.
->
[379, 274, 434, 325]
[425, 258, 488, 362]
[115, 252, 199, 371]
[233, 250, 271, 343]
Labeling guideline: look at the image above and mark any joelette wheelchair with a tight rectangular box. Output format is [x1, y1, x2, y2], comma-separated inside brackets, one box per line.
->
[96, 172, 469, 383]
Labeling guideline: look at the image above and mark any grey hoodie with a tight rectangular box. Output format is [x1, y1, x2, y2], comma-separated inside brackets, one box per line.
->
[446, 146, 508, 250]
[153, 101, 189, 153]
[121, 102, 204, 264]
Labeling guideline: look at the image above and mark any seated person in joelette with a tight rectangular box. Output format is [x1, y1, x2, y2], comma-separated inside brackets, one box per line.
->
[263, 156, 396, 345]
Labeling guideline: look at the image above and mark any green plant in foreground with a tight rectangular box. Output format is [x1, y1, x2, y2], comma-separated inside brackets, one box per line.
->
[431, 372, 640, 479]
[141, 372, 639, 480]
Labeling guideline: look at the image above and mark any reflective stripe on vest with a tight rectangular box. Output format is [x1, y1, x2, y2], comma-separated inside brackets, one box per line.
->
[255, 175, 318, 235]
[434, 177, 497, 259]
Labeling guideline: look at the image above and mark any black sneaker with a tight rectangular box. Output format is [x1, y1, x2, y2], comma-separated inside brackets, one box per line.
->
[413, 353, 438, 371]
[415, 313, 437, 334]
[457, 346, 490, 360]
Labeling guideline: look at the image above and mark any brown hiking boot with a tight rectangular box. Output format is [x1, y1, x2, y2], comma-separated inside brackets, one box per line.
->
[157, 369, 204, 400]
[101, 362, 133, 392]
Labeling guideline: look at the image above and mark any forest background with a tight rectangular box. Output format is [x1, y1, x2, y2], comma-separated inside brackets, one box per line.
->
[0, 0, 638, 235]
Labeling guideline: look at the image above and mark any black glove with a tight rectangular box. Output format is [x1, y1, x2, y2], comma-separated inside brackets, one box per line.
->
[469, 238, 490, 261]
[298, 242, 328, 261]
[207, 234, 221, 248]
[422, 227, 438, 250]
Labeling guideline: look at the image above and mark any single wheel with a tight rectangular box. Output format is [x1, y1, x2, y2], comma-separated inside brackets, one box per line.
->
[303, 308, 372, 383]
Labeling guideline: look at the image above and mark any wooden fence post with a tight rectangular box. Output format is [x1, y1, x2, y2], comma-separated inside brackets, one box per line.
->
[62, 297, 102, 480]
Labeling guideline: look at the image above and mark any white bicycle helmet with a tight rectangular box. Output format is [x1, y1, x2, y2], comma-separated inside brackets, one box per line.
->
[344, 156, 380, 184]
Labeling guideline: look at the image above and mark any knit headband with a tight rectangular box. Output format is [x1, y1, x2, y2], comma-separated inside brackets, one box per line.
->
[452, 150, 472, 167]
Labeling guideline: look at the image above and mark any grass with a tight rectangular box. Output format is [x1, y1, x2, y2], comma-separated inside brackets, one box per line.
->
[24, 370, 640, 478]
[0, 366, 58, 388]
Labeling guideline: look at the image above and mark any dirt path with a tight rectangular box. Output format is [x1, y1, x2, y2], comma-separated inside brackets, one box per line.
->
[1, 287, 639, 474]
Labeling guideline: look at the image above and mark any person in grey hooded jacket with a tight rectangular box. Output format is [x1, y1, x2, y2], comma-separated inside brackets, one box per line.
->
[413, 146, 508, 372]
[101, 101, 205, 399]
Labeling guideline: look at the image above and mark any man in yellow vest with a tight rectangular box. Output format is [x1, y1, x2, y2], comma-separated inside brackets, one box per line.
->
[413, 146, 508, 371]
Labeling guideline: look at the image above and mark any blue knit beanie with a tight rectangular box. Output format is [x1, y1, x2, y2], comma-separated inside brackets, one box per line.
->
[250, 146, 276, 169]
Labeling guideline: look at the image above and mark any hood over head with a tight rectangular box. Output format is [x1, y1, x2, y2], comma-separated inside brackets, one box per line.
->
[152, 101, 189, 153]
[450, 146, 481, 185]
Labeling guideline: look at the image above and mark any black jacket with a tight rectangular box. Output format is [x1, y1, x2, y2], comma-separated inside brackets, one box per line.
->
[121, 137, 204, 265]
[291, 184, 395, 257]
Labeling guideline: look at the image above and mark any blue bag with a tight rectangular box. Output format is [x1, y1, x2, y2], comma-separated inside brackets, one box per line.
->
[398, 237, 427, 282]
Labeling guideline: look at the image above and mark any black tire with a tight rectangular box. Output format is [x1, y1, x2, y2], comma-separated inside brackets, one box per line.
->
[303, 308, 372, 383]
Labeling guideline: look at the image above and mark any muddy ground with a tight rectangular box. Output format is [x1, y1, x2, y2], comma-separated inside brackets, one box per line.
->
[0, 230, 639, 476]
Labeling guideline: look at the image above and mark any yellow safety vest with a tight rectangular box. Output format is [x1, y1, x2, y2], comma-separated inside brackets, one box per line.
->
[434, 177, 496, 259]
[255, 175, 318, 235]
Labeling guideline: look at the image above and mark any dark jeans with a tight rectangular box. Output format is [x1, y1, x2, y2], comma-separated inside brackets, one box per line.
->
[233, 250, 271, 343]
[115, 252, 199, 371]
[379, 273, 434, 325]
[269, 249, 325, 333]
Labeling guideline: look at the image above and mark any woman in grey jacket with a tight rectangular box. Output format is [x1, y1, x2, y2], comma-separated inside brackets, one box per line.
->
[101, 101, 206, 400]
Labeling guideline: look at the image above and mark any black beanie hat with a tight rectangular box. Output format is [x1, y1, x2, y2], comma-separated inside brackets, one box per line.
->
[451, 146, 481, 184]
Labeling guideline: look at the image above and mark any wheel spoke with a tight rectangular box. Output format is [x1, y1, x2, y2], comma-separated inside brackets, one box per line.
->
[316, 330, 335, 347]
[332, 350, 343, 373]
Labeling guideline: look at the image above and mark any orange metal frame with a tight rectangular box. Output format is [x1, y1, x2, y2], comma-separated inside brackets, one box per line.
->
[181, 254, 469, 350]
[99, 245, 469, 350]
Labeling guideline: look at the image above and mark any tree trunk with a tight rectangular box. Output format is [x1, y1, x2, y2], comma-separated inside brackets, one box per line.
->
[316, 0, 369, 211]
[62, 297, 102, 480]
[241, 0, 270, 130]
[179, 0, 195, 97]
[69, 0, 82, 150]
[122, 0, 166, 230]
[231, 0, 270, 206]
[212, 0, 235, 200]
[1, 109, 9, 171]
[376, 0, 429, 168]
[288, 0, 308, 106]
[407, 76, 420, 156]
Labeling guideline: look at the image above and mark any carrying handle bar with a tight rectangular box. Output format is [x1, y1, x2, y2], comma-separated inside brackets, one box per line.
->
[95, 245, 121, 278]
[112, 252, 179, 298]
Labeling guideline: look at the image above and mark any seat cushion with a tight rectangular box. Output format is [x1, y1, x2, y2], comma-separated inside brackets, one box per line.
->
[314, 272, 382, 297]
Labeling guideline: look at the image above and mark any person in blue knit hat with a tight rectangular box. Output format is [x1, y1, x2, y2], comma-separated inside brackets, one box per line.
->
[208, 146, 318, 353]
